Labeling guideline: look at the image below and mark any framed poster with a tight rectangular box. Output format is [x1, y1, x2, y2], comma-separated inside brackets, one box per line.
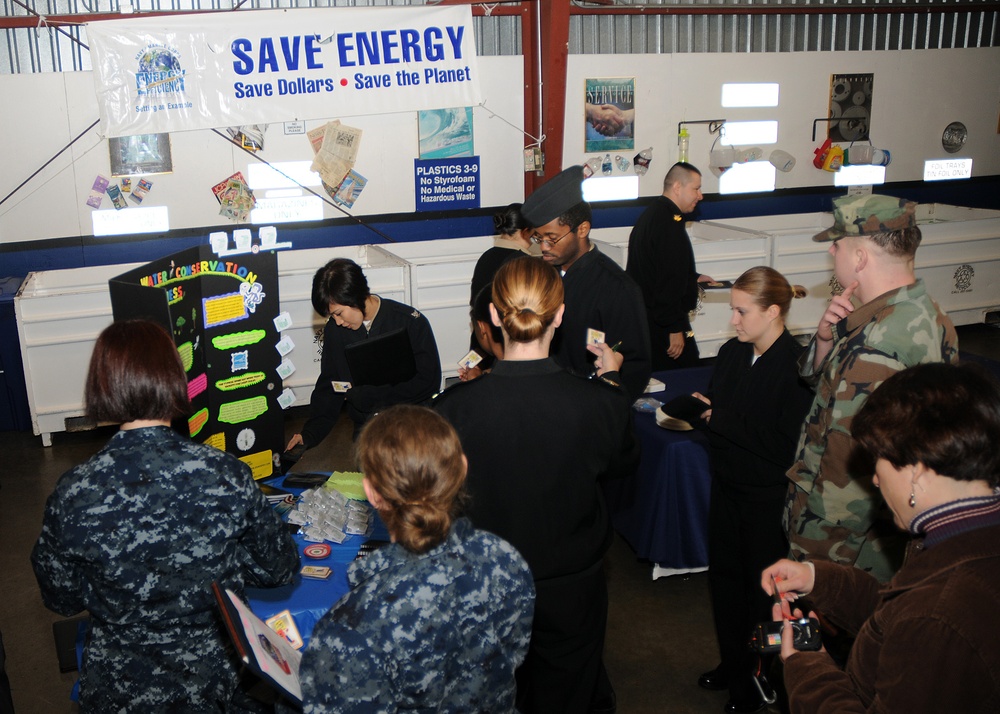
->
[828, 73, 873, 143]
[585, 77, 635, 153]
[109, 133, 173, 177]
[418, 107, 474, 159]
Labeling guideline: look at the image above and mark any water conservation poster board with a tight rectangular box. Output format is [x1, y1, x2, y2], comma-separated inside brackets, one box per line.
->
[109, 246, 283, 479]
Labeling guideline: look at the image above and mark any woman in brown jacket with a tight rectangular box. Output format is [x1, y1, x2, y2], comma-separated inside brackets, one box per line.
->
[763, 362, 1000, 714]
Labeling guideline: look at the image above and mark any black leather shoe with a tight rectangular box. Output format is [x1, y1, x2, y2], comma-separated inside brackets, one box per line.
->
[697, 667, 729, 691]
[724, 696, 768, 714]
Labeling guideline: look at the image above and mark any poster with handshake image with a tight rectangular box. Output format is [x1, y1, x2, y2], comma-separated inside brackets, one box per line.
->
[585, 77, 635, 153]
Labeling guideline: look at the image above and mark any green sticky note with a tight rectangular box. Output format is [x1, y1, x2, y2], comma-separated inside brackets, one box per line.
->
[323, 471, 366, 501]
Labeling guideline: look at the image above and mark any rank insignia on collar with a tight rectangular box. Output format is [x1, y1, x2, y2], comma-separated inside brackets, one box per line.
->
[673, 214, 683, 221]
[411, 309, 420, 318]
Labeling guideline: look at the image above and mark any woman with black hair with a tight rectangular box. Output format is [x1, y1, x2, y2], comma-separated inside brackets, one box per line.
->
[469, 202, 534, 309]
[462, 203, 536, 378]
[286, 258, 442, 451]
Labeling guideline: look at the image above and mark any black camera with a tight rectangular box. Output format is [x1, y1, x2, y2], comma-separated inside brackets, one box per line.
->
[752, 617, 822, 654]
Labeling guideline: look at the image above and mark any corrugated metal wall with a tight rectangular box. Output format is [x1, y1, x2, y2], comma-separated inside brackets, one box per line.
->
[571, 2, 999, 54]
[2, 1, 997, 73]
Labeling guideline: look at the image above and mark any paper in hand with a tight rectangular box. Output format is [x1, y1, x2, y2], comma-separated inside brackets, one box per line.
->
[458, 350, 483, 369]
[586, 328, 606, 345]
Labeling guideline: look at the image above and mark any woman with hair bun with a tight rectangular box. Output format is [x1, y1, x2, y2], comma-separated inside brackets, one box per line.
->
[296, 404, 535, 713]
[435, 255, 639, 713]
[691, 266, 813, 713]
[470, 202, 534, 309]
[462, 203, 536, 378]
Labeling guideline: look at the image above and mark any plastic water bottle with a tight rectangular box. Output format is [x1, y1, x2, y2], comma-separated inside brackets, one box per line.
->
[678, 128, 690, 163]
[633, 147, 652, 175]
[602, 154, 613, 174]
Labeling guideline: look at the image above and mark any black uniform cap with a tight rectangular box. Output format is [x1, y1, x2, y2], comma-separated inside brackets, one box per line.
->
[520, 165, 586, 227]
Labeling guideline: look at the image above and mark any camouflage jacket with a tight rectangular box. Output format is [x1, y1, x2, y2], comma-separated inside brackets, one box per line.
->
[297, 517, 534, 713]
[31, 426, 299, 713]
[785, 279, 958, 577]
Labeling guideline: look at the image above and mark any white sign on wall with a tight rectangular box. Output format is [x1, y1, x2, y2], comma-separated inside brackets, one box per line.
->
[87, 6, 482, 138]
[923, 158, 973, 181]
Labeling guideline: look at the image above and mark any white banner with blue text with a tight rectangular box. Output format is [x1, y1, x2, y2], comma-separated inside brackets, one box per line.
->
[88, 6, 481, 138]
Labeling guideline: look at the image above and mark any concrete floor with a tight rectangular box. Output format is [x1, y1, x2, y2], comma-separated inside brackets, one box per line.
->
[3, 323, 998, 713]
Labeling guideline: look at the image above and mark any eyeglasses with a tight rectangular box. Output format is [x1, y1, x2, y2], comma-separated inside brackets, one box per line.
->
[530, 228, 574, 246]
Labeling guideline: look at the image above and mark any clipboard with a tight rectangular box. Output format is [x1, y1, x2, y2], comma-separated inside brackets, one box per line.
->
[344, 328, 417, 387]
[212, 582, 303, 704]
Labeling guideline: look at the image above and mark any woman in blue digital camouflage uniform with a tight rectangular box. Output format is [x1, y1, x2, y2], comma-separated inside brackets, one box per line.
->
[32, 319, 299, 712]
[296, 405, 535, 713]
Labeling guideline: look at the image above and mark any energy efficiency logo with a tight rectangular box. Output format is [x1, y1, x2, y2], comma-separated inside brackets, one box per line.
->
[135, 44, 186, 96]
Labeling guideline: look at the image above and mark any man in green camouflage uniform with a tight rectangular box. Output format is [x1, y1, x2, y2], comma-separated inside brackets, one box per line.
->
[784, 195, 958, 583]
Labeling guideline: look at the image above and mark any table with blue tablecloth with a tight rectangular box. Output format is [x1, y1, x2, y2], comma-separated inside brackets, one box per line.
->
[602, 366, 714, 579]
[246, 476, 388, 647]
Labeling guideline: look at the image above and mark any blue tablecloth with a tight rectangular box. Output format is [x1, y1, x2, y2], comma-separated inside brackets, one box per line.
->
[246, 477, 388, 647]
[603, 366, 714, 573]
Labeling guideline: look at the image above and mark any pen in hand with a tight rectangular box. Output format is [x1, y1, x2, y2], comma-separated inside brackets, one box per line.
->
[771, 574, 792, 620]
[610, 340, 622, 352]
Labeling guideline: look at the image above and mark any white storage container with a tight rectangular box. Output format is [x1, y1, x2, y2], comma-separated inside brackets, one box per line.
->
[15, 245, 409, 444]
[15, 263, 142, 444]
[592, 222, 769, 358]
[701, 213, 837, 340]
[702, 203, 1000, 334]
[372, 236, 496, 379]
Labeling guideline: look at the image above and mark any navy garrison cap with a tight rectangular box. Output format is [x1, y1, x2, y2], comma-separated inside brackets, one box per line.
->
[521, 165, 586, 227]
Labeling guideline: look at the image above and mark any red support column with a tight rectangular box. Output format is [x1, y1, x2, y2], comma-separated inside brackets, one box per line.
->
[532, 0, 570, 192]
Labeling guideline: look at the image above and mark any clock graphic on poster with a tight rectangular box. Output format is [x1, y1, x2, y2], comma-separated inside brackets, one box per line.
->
[236, 428, 256, 452]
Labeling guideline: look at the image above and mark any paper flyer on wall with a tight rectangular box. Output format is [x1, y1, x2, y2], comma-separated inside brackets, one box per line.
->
[310, 123, 362, 189]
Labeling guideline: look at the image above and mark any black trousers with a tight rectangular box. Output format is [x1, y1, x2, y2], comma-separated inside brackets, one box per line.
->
[517, 561, 608, 714]
[648, 319, 699, 371]
[707, 479, 788, 702]
[0, 630, 14, 714]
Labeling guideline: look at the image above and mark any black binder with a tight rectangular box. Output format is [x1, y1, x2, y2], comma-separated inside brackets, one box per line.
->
[345, 327, 417, 387]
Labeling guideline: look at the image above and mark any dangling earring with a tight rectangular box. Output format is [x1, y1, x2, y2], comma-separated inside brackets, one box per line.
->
[909, 490, 916, 508]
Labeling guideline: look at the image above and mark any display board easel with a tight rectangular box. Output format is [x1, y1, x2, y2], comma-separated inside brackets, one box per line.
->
[109, 246, 284, 479]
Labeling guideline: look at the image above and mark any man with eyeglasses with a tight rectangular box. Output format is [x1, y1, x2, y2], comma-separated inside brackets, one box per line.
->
[626, 162, 711, 371]
[520, 165, 651, 403]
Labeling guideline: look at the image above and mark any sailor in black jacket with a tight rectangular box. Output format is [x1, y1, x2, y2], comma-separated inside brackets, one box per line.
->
[691, 267, 812, 713]
[627, 163, 708, 370]
[435, 256, 637, 714]
[287, 259, 441, 451]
